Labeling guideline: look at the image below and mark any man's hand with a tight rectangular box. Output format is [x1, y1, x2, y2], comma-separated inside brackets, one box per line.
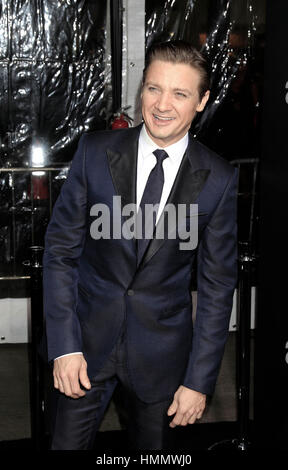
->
[53, 354, 91, 399]
[167, 386, 206, 428]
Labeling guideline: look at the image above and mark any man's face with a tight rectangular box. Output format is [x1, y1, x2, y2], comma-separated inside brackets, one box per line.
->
[141, 60, 209, 147]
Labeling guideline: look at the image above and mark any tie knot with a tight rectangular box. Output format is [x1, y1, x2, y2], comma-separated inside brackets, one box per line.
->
[153, 149, 169, 164]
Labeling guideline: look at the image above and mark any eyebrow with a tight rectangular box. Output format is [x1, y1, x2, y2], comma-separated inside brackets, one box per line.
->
[145, 82, 192, 96]
[174, 88, 192, 96]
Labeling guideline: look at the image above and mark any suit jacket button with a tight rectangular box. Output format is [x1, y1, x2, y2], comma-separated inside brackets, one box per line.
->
[127, 289, 134, 296]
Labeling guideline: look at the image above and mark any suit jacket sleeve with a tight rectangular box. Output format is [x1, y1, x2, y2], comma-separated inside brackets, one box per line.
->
[43, 135, 87, 361]
[183, 166, 238, 395]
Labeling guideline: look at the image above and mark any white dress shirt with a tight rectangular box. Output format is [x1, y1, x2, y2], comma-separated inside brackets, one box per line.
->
[137, 124, 188, 222]
[55, 124, 188, 360]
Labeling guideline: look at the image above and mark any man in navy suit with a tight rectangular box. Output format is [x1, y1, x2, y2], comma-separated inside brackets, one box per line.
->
[43, 41, 238, 450]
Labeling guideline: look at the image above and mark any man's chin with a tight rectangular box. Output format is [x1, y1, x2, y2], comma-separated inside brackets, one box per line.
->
[146, 126, 175, 146]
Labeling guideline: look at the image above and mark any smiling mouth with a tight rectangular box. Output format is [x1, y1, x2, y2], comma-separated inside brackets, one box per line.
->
[153, 114, 175, 121]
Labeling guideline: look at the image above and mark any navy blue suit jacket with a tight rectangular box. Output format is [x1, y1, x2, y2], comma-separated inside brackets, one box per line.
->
[43, 124, 238, 403]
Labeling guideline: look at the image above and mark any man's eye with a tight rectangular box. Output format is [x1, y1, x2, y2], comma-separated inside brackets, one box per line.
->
[148, 86, 158, 92]
[176, 92, 187, 98]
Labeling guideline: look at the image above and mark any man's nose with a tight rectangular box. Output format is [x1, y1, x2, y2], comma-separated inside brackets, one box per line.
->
[155, 92, 172, 112]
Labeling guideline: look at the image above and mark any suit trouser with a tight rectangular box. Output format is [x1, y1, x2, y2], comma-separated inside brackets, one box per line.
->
[51, 328, 176, 450]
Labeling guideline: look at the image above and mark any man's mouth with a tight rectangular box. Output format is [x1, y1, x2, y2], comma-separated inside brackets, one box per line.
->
[153, 114, 175, 121]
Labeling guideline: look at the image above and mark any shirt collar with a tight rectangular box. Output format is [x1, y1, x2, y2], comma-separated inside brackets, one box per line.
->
[139, 124, 188, 165]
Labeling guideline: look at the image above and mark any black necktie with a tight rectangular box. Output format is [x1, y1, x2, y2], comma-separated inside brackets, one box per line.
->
[137, 149, 169, 262]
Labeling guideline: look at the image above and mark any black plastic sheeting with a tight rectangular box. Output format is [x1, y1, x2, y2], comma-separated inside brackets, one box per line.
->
[0, 0, 109, 168]
[0, 0, 109, 284]
[146, 0, 265, 160]
[0, 0, 265, 290]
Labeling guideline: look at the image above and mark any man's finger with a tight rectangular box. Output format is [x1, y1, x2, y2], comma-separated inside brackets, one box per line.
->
[169, 411, 184, 428]
[67, 370, 87, 398]
[57, 378, 64, 394]
[70, 381, 86, 398]
[54, 369, 65, 394]
[188, 412, 197, 424]
[167, 396, 178, 416]
[60, 374, 74, 397]
[187, 409, 203, 423]
[167, 404, 177, 416]
[79, 363, 91, 390]
[175, 410, 195, 427]
[53, 373, 59, 390]
[182, 409, 197, 426]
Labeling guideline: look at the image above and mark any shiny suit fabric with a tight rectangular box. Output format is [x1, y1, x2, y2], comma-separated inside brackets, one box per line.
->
[43, 124, 238, 404]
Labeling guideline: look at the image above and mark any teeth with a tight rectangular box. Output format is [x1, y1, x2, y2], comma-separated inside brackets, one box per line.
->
[154, 115, 174, 121]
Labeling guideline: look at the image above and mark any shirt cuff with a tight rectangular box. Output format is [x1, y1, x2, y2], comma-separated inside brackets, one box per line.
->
[54, 352, 83, 361]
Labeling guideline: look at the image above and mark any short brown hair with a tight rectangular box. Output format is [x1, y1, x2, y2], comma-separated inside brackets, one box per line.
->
[143, 40, 210, 99]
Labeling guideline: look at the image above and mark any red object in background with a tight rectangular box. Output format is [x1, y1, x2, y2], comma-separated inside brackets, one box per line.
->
[28, 173, 49, 200]
[111, 113, 129, 129]
[32, 174, 49, 200]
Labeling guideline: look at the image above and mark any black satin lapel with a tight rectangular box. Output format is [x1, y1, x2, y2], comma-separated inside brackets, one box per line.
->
[106, 131, 139, 208]
[106, 128, 141, 254]
[140, 154, 210, 267]
[107, 124, 142, 207]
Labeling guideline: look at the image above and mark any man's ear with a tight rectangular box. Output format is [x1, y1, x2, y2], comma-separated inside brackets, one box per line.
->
[196, 90, 210, 112]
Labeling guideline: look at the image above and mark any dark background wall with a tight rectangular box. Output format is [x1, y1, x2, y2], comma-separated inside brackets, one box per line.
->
[255, 0, 288, 450]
